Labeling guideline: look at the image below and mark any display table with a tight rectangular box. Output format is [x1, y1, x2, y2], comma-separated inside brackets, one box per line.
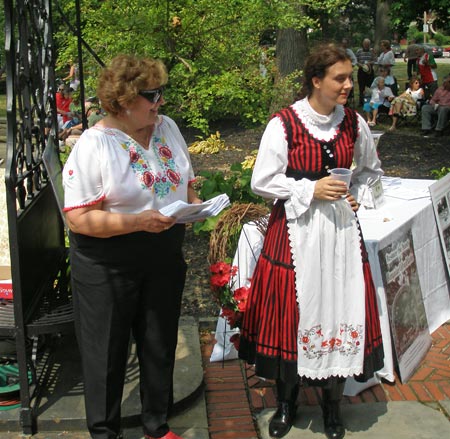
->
[211, 178, 450, 395]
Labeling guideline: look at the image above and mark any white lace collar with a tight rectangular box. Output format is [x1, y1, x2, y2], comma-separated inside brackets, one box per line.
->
[291, 98, 345, 142]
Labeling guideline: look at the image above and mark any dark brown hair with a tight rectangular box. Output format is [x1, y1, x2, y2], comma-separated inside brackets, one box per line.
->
[298, 44, 351, 99]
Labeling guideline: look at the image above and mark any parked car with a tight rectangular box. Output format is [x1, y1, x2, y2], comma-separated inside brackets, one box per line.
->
[443, 47, 450, 58]
[417, 43, 443, 58]
[391, 43, 404, 58]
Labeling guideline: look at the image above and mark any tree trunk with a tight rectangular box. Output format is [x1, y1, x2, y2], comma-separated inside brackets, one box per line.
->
[276, 27, 308, 77]
[374, 0, 392, 51]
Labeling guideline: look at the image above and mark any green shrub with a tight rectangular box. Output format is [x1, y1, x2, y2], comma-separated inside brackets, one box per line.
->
[431, 167, 450, 180]
[192, 162, 266, 235]
[433, 33, 447, 46]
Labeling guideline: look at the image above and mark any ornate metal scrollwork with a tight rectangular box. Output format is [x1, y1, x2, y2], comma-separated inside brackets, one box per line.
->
[4, 0, 58, 210]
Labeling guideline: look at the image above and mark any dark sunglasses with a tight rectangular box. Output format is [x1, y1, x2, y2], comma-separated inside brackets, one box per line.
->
[138, 87, 164, 103]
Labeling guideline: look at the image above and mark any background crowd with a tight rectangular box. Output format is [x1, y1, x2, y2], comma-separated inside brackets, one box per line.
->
[339, 37, 449, 138]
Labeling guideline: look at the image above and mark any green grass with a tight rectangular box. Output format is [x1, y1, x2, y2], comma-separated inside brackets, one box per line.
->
[0, 93, 5, 118]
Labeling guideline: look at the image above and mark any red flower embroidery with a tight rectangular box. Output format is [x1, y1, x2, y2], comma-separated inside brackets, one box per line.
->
[351, 331, 359, 339]
[142, 171, 154, 188]
[302, 336, 309, 344]
[167, 169, 181, 185]
[159, 146, 172, 159]
[68, 169, 74, 176]
[129, 150, 140, 163]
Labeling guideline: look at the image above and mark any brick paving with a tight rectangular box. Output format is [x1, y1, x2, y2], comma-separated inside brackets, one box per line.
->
[200, 322, 450, 439]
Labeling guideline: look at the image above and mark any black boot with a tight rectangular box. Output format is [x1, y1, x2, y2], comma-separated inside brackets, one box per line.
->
[268, 378, 299, 438]
[321, 379, 345, 439]
[269, 401, 295, 438]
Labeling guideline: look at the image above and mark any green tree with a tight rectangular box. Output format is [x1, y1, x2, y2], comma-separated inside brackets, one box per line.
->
[390, 0, 450, 40]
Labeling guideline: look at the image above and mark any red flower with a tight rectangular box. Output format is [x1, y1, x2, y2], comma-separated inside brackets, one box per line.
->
[351, 331, 359, 339]
[209, 261, 249, 329]
[230, 333, 240, 350]
[210, 273, 230, 290]
[221, 308, 241, 328]
[302, 336, 309, 344]
[210, 262, 237, 290]
[236, 299, 247, 312]
[210, 261, 237, 276]
[233, 286, 249, 302]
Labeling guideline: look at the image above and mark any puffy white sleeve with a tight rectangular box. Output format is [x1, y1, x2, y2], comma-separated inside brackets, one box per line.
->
[251, 117, 316, 220]
[63, 130, 105, 211]
[350, 114, 384, 204]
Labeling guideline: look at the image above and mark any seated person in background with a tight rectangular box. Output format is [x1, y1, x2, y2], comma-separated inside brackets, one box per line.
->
[60, 100, 105, 147]
[363, 77, 394, 126]
[421, 76, 450, 138]
[56, 84, 73, 130]
[370, 66, 398, 96]
[62, 90, 82, 130]
[388, 76, 424, 131]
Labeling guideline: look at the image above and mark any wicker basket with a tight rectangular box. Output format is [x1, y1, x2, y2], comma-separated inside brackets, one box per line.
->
[208, 202, 270, 265]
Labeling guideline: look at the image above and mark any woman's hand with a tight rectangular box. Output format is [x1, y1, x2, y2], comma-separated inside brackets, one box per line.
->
[66, 204, 177, 237]
[136, 209, 177, 233]
[313, 176, 348, 201]
[346, 193, 360, 212]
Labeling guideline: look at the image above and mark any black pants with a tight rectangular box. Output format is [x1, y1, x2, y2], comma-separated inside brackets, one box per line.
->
[357, 69, 374, 107]
[70, 227, 186, 439]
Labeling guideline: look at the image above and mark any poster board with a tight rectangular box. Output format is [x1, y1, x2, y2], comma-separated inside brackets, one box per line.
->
[378, 225, 431, 383]
[429, 173, 450, 277]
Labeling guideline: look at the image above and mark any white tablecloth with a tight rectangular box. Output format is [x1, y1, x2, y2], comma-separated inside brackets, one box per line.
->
[211, 178, 450, 395]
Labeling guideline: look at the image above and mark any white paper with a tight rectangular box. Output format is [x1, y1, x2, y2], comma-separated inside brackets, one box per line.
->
[159, 193, 230, 223]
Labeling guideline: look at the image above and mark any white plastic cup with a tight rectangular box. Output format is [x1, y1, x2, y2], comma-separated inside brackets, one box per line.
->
[330, 168, 352, 192]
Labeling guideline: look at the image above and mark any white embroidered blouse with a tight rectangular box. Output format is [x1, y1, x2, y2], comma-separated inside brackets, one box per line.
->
[63, 115, 195, 214]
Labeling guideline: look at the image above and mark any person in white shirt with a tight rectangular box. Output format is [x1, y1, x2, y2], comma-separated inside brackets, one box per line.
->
[63, 54, 202, 439]
[239, 44, 384, 439]
[363, 77, 394, 126]
[376, 40, 396, 76]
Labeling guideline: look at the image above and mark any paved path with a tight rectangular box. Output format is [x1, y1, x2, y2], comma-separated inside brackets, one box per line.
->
[201, 322, 450, 439]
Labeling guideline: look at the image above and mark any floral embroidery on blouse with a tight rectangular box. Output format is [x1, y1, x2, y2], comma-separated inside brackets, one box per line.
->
[299, 323, 363, 359]
[121, 135, 184, 198]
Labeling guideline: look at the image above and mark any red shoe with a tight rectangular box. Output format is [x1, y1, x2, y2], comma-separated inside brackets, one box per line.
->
[145, 432, 184, 439]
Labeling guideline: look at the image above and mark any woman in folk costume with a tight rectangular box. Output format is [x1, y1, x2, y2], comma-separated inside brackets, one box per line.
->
[239, 44, 384, 439]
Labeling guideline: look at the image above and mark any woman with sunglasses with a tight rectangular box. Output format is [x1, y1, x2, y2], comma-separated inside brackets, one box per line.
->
[63, 54, 201, 439]
[388, 76, 424, 131]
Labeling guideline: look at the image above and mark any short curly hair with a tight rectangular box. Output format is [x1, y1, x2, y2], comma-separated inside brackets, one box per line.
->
[97, 54, 168, 116]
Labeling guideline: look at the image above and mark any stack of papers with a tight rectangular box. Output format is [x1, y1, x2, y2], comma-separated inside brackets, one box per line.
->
[159, 194, 230, 223]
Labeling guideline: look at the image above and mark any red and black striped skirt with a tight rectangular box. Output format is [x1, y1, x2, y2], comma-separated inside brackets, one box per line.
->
[238, 201, 384, 383]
